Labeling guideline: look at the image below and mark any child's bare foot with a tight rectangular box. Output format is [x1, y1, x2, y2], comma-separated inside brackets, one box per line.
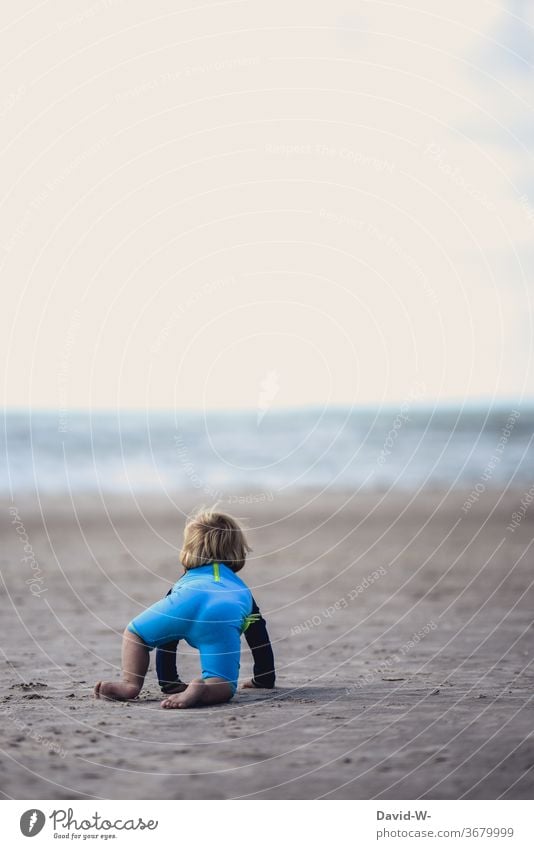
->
[94, 681, 140, 701]
[161, 680, 205, 709]
[161, 677, 233, 709]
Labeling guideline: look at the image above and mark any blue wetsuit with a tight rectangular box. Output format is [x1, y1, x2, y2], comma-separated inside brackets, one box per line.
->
[156, 595, 276, 693]
[127, 562, 253, 693]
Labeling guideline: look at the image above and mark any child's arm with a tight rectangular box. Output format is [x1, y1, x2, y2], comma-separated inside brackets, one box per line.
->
[242, 597, 276, 688]
[155, 587, 185, 693]
[156, 640, 185, 692]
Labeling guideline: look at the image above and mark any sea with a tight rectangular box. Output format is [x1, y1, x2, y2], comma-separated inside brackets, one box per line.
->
[1, 405, 532, 497]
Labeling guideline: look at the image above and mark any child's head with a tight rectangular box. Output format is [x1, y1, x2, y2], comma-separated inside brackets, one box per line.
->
[180, 508, 251, 573]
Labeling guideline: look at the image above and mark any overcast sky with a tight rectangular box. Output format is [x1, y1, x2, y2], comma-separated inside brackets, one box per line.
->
[1, 0, 533, 410]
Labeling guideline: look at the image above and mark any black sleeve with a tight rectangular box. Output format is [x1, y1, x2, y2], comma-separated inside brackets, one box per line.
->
[155, 587, 182, 693]
[244, 597, 276, 688]
[156, 640, 181, 692]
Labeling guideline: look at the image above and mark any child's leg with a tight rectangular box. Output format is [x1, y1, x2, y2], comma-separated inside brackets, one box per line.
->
[160, 634, 238, 708]
[156, 640, 187, 694]
[94, 629, 150, 701]
[161, 677, 234, 709]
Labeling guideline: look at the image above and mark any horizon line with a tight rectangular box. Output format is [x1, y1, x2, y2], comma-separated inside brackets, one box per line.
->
[2, 398, 532, 416]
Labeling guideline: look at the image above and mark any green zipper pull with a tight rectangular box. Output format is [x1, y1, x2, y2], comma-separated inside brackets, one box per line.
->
[213, 562, 221, 582]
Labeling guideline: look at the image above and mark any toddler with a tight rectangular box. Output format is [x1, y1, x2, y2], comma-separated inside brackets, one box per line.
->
[94, 509, 275, 708]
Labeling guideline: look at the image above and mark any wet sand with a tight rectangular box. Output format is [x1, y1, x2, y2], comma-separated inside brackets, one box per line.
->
[1, 488, 533, 799]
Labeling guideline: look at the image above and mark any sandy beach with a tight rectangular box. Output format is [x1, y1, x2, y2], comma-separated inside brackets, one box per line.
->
[1, 488, 533, 800]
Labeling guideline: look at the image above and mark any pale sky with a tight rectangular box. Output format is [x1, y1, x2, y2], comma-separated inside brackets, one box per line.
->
[1, 0, 533, 410]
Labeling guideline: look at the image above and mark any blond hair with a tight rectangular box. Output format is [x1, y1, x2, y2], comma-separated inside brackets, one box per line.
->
[180, 508, 251, 573]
